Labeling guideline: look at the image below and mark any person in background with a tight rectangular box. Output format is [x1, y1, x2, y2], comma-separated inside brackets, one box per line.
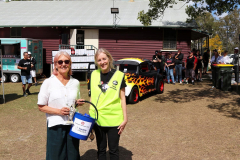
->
[220, 50, 230, 64]
[17, 52, 32, 97]
[181, 62, 186, 80]
[28, 52, 38, 86]
[203, 49, 210, 75]
[0, 62, 1, 99]
[165, 52, 175, 84]
[174, 49, 184, 84]
[210, 49, 222, 64]
[158, 51, 165, 75]
[0, 61, 1, 82]
[88, 48, 127, 160]
[192, 48, 197, 57]
[38, 51, 85, 160]
[185, 51, 197, 85]
[153, 50, 165, 75]
[232, 47, 239, 83]
[195, 50, 203, 81]
[152, 50, 161, 73]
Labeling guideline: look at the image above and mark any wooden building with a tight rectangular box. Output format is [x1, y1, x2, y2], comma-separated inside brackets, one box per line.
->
[0, 0, 208, 77]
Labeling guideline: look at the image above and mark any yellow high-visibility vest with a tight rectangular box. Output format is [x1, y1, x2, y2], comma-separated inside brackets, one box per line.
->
[89, 69, 124, 126]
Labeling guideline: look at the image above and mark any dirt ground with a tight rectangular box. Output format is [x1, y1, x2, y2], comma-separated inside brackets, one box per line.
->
[0, 75, 240, 160]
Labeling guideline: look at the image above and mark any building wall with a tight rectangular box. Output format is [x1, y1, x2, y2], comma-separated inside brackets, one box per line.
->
[99, 28, 191, 61]
[0, 28, 10, 38]
[70, 29, 99, 49]
[84, 29, 99, 49]
[70, 29, 77, 45]
[177, 29, 191, 61]
[99, 28, 164, 60]
[0, 27, 191, 67]
[22, 27, 69, 64]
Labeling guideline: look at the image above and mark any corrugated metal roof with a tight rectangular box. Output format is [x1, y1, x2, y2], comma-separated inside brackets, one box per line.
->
[0, 0, 197, 28]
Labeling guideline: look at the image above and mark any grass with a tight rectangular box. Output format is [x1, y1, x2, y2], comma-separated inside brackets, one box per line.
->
[0, 79, 90, 160]
[1, 76, 240, 160]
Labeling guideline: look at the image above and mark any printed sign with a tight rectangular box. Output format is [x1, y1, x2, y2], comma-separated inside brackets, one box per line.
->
[71, 118, 92, 136]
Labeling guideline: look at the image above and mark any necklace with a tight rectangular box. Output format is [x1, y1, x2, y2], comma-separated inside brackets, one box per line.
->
[99, 69, 111, 92]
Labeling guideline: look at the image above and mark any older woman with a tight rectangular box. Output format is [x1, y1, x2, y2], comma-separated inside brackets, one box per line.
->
[37, 51, 85, 160]
[220, 50, 230, 64]
[88, 48, 127, 160]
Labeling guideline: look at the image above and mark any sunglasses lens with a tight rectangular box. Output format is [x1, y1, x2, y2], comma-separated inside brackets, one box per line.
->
[58, 60, 63, 65]
[58, 60, 70, 65]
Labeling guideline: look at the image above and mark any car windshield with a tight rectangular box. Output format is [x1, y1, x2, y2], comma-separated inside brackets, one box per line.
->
[119, 64, 138, 73]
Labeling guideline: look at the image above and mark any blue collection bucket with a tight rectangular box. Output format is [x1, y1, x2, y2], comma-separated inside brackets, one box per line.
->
[69, 101, 98, 141]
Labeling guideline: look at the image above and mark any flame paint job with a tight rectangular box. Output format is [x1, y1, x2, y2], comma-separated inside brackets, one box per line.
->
[125, 73, 156, 97]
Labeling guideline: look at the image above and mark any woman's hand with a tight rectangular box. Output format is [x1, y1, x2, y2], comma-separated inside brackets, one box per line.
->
[118, 120, 127, 135]
[76, 99, 85, 106]
[59, 107, 70, 115]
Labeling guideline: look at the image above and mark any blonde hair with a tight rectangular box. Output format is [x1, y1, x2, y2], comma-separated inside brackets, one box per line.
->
[94, 48, 115, 70]
[52, 51, 72, 76]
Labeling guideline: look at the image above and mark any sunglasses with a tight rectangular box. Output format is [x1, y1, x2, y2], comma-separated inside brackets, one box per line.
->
[58, 60, 70, 65]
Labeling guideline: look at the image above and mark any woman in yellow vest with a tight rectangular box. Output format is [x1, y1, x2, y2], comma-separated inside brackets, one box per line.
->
[88, 48, 127, 160]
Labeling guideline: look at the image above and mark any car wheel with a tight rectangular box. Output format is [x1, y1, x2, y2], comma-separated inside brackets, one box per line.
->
[10, 74, 20, 83]
[128, 86, 139, 104]
[156, 79, 164, 94]
[1, 73, 8, 83]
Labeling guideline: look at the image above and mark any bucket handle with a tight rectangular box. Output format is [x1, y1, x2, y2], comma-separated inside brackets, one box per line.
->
[75, 100, 98, 120]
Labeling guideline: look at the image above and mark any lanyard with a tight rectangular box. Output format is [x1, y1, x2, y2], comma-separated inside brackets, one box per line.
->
[99, 70, 111, 92]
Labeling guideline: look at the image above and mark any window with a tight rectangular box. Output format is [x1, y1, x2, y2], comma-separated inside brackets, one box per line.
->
[119, 64, 137, 73]
[163, 28, 176, 50]
[150, 63, 155, 71]
[1, 43, 21, 58]
[140, 63, 149, 72]
[10, 27, 21, 38]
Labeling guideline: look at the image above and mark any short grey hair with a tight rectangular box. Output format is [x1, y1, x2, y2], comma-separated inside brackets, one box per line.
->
[23, 52, 28, 56]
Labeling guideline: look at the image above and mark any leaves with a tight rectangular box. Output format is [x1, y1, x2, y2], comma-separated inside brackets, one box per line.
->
[138, 0, 240, 26]
[203, 34, 223, 53]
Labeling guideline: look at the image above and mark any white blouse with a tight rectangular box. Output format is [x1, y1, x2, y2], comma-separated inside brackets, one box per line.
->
[37, 75, 80, 128]
[220, 56, 230, 64]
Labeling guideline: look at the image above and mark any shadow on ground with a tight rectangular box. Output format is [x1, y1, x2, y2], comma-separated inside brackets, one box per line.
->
[207, 97, 240, 120]
[0, 93, 22, 104]
[154, 88, 236, 103]
[0, 91, 39, 104]
[155, 83, 240, 120]
[81, 146, 133, 160]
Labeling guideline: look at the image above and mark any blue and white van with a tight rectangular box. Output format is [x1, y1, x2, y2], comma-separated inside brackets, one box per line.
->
[0, 38, 43, 82]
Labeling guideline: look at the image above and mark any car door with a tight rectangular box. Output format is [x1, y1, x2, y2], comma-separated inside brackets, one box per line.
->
[149, 62, 159, 88]
[139, 62, 155, 94]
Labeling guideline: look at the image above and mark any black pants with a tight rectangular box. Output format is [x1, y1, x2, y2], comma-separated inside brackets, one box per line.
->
[233, 65, 239, 83]
[94, 124, 120, 160]
[46, 125, 80, 160]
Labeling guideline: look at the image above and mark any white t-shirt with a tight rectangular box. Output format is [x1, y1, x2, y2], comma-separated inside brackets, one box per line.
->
[37, 75, 80, 128]
[220, 56, 230, 64]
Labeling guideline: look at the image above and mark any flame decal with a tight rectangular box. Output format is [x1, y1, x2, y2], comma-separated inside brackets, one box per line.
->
[125, 73, 155, 96]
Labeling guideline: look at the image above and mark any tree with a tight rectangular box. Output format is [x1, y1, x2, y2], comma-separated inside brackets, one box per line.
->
[138, 0, 239, 26]
[216, 8, 240, 52]
[203, 34, 223, 54]
[195, 12, 218, 35]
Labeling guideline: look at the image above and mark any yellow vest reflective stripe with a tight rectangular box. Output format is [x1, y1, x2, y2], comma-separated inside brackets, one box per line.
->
[89, 69, 124, 126]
